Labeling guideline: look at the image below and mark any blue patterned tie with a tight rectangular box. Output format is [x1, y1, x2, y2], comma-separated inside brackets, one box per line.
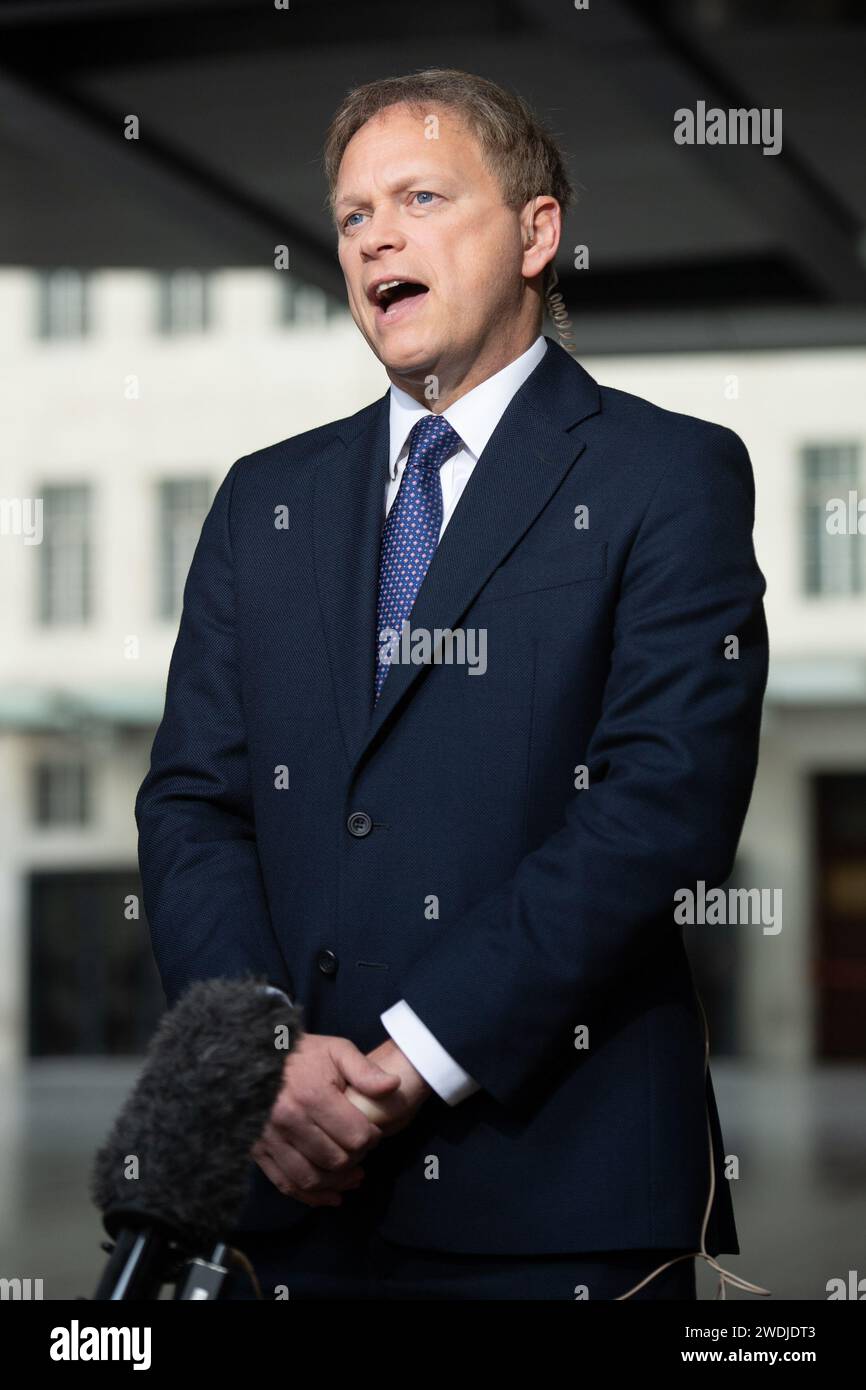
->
[375, 413, 461, 700]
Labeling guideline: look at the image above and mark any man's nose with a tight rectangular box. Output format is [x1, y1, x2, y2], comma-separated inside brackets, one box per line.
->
[358, 210, 405, 259]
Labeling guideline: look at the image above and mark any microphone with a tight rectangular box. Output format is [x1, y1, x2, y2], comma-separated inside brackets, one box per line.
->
[89, 977, 302, 1300]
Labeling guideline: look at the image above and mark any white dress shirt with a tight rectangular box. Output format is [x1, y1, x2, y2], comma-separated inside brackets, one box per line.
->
[379, 334, 548, 1105]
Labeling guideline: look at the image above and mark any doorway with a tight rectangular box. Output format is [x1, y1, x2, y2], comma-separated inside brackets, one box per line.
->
[813, 774, 866, 1059]
[28, 868, 164, 1056]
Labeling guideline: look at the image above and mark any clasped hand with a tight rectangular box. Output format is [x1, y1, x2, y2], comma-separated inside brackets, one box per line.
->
[251, 1034, 432, 1207]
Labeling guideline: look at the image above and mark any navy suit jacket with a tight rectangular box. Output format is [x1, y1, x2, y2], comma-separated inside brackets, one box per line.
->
[135, 336, 768, 1255]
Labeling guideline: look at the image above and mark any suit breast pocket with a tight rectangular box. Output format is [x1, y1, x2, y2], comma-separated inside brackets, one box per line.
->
[475, 539, 608, 605]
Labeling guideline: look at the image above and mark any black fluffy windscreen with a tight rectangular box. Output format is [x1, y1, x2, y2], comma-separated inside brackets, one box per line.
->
[90, 977, 303, 1248]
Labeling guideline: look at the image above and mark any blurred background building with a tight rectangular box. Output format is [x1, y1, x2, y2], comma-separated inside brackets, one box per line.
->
[0, 267, 369, 1066]
[2, 268, 865, 1070]
[0, 0, 863, 1300]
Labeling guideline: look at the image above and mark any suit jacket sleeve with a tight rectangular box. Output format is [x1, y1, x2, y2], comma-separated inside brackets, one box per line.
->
[396, 424, 769, 1109]
[135, 458, 290, 1007]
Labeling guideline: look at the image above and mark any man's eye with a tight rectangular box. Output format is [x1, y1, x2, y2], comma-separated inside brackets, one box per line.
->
[412, 191, 438, 207]
[343, 212, 365, 230]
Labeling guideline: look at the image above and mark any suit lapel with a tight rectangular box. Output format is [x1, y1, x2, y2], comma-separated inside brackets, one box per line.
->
[314, 336, 602, 773]
[312, 397, 391, 769]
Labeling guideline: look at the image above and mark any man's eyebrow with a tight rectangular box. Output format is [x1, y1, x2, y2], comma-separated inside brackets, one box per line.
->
[334, 173, 453, 210]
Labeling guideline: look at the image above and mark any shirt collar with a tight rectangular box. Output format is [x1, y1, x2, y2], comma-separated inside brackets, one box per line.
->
[387, 334, 547, 479]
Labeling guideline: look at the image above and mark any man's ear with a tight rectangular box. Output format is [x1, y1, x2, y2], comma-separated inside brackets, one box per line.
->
[521, 194, 561, 286]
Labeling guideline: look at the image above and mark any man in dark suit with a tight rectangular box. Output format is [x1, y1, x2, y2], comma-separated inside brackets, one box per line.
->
[135, 69, 769, 1300]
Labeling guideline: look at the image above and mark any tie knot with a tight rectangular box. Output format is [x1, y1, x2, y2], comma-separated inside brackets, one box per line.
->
[406, 413, 461, 472]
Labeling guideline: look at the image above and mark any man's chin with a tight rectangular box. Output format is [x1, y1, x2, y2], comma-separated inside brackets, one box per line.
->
[372, 330, 441, 381]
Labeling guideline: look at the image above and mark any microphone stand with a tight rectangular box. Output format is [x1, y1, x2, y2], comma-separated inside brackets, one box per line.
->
[91, 1222, 233, 1301]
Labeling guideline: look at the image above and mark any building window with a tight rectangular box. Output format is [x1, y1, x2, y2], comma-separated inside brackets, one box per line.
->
[278, 274, 342, 325]
[32, 761, 90, 827]
[802, 443, 864, 596]
[158, 478, 212, 618]
[37, 270, 89, 340]
[38, 484, 92, 624]
[157, 271, 210, 333]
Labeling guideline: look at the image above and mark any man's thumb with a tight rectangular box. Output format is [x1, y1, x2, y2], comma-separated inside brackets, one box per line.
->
[340, 1048, 401, 1095]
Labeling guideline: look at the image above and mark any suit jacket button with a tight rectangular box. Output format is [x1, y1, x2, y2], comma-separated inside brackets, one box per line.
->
[347, 811, 373, 837]
[317, 949, 338, 976]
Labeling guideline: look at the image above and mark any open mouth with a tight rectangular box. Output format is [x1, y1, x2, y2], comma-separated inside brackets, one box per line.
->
[369, 278, 430, 323]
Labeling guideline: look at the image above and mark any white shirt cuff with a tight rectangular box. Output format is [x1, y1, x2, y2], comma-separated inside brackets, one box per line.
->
[381, 1000, 481, 1106]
